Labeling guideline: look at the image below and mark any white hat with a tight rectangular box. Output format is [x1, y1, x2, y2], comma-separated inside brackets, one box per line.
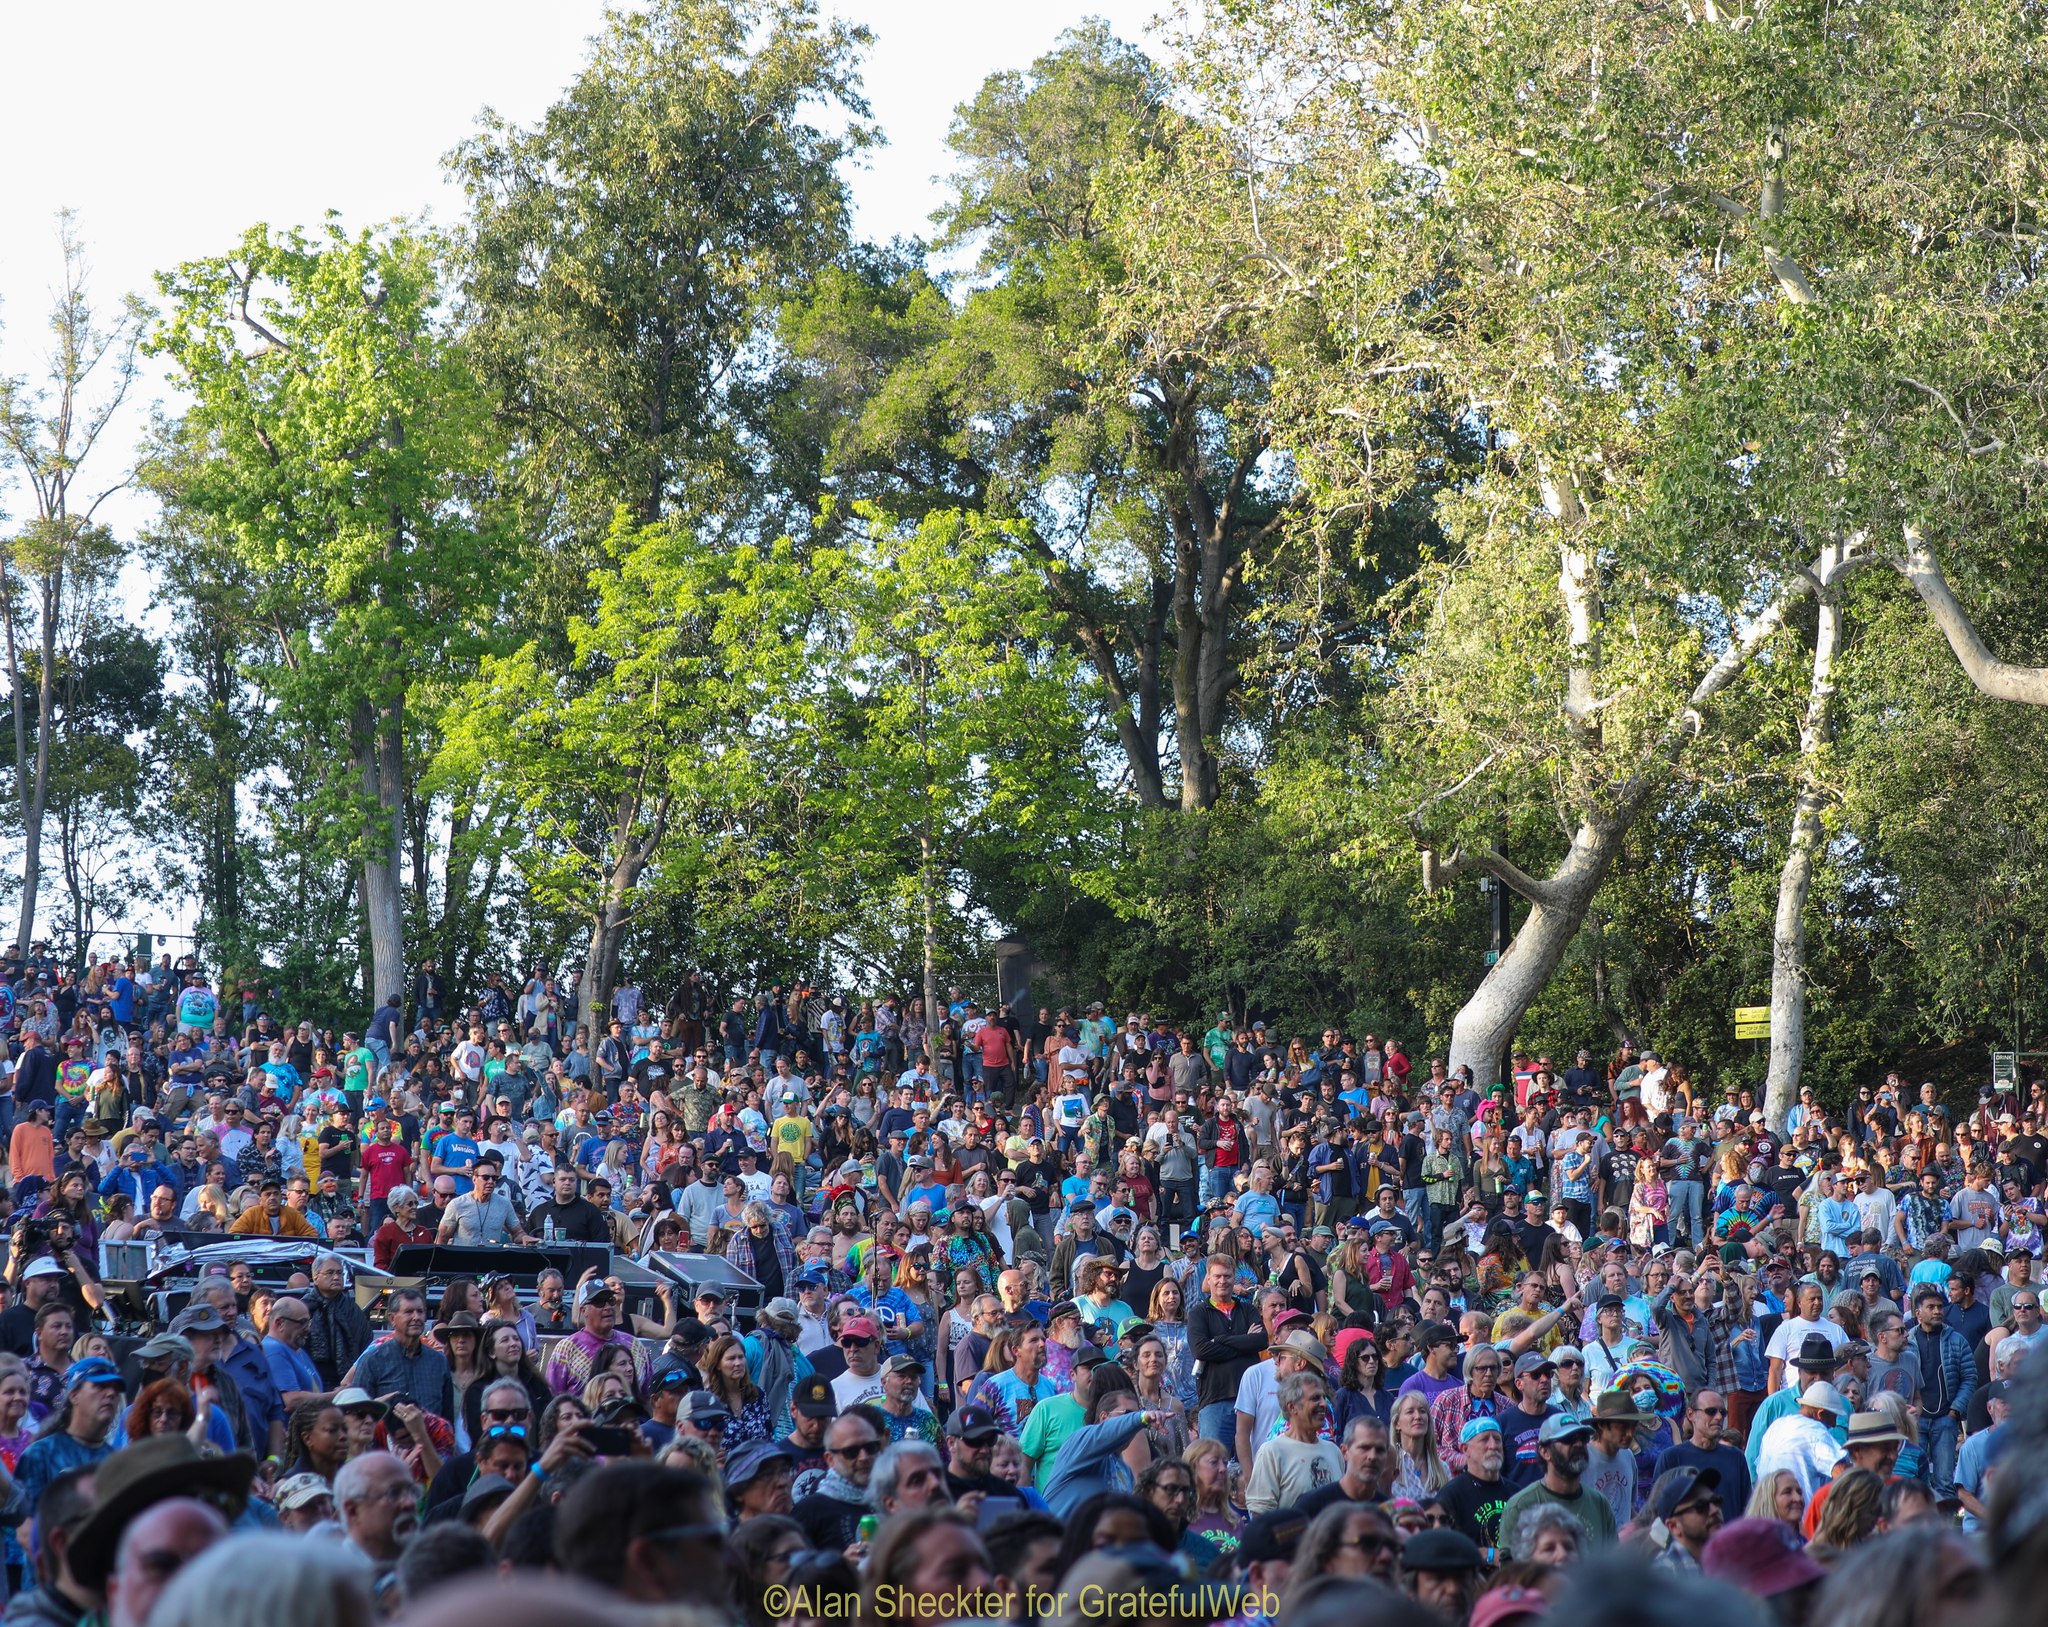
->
[22, 1257, 66, 1281]
[1802, 1380, 1849, 1418]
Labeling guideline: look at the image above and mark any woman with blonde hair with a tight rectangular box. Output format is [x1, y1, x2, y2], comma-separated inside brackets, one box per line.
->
[1144, 1277, 1195, 1410]
[1180, 1437, 1244, 1560]
[1808, 1466, 1885, 1561]
[1327, 1237, 1373, 1319]
[1388, 1389, 1449, 1500]
[1749, 1466, 1808, 1526]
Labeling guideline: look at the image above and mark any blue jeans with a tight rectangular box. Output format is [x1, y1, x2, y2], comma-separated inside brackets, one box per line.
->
[1402, 1186, 1429, 1239]
[54, 1098, 85, 1145]
[1922, 1412, 1961, 1498]
[1198, 1401, 1237, 1450]
[1669, 1180, 1705, 1248]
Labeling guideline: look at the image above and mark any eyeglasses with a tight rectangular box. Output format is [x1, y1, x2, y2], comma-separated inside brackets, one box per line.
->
[1695, 1404, 1727, 1416]
[1335, 1532, 1400, 1553]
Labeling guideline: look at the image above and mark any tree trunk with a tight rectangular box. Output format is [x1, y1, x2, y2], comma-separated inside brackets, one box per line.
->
[17, 574, 58, 957]
[1765, 561, 1845, 1127]
[355, 701, 407, 1011]
[1432, 559, 1817, 1085]
[578, 791, 669, 1032]
[1447, 821, 1621, 1084]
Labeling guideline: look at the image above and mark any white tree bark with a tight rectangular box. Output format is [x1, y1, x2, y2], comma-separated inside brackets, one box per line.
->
[1895, 530, 2048, 706]
[1430, 563, 1816, 1085]
[1764, 544, 1852, 1127]
[356, 703, 407, 1013]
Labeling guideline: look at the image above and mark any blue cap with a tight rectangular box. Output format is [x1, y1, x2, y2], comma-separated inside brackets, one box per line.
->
[63, 1356, 123, 1394]
[368, 1097, 388, 1109]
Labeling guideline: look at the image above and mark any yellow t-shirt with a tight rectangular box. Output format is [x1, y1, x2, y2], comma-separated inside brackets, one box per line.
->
[772, 1113, 814, 1161]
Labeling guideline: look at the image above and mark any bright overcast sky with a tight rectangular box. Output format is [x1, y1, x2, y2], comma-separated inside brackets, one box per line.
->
[0, 0, 1165, 534]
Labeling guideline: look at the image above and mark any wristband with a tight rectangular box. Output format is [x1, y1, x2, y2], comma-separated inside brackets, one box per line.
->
[529, 1462, 549, 1482]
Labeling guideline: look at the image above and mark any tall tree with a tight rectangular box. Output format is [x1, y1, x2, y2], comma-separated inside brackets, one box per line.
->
[0, 216, 143, 955]
[150, 222, 507, 1012]
[1160, 0, 2048, 1086]
[450, 0, 874, 549]
[789, 24, 1309, 812]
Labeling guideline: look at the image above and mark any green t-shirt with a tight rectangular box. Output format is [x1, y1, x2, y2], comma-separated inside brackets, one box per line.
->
[1204, 1025, 1233, 1069]
[1019, 1391, 1084, 1469]
[344, 1046, 377, 1095]
[1499, 1477, 1618, 1557]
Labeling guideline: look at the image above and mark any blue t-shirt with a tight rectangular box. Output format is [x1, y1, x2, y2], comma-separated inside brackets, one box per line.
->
[438, 1134, 480, 1195]
[109, 977, 136, 1024]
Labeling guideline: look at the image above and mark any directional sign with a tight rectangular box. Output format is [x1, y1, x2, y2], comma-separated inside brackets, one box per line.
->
[1734, 1005, 1771, 1040]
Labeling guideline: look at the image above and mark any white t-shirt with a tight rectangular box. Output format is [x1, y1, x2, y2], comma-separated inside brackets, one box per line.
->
[1757, 1412, 1847, 1498]
[1235, 1359, 1280, 1443]
[1245, 1436, 1345, 1516]
[832, 1368, 887, 1411]
[1764, 1316, 1848, 1388]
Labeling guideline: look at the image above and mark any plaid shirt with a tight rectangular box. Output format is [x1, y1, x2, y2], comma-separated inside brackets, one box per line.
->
[1652, 1290, 1742, 1394]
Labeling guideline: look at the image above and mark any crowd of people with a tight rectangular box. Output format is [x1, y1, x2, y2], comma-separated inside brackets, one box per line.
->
[0, 948, 2040, 1627]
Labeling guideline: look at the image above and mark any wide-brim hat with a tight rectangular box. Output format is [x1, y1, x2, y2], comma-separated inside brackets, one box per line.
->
[69, 1435, 254, 1588]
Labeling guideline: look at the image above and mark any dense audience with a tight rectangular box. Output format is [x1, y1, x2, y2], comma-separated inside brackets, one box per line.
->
[0, 951, 2041, 1627]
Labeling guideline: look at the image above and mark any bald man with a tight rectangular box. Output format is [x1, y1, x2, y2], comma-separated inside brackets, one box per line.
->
[106, 1499, 230, 1627]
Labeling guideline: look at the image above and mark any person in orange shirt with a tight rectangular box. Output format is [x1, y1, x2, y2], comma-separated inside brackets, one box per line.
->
[230, 1177, 320, 1237]
[8, 1101, 55, 1183]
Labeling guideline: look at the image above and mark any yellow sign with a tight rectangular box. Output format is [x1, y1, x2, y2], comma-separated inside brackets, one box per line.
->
[1733, 1006, 1770, 1023]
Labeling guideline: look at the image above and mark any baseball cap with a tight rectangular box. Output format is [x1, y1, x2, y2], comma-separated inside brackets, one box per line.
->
[63, 1356, 125, 1395]
[274, 1473, 334, 1512]
[1648, 1464, 1721, 1521]
[1537, 1413, 1592, 1444]
[881, 1353, 925, 1376]
[575, 1280, 618, 1308]
[1469, 1588, 1550, 1627]
[791, 1375, 837, 1419]
[168, 1305, 229, 1336]
[723, 1439, 795, 1490]
[680, 1391, 731, 1425]
[946, 1404, 1001, 1443]
[1512, 1351, 1555, 1379]
[839, 1316, 881, 1343]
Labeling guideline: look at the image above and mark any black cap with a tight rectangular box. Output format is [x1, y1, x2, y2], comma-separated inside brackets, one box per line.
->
[946, 1404, 1000, 1442]
[792, 1375, 838, 1419]
[1237, 1510, 1307, 1566]
[1401, 1529, 1485, 1572]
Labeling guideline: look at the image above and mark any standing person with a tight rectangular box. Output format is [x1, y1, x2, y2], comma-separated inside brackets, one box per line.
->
[1499, 1415, 1617, 1558]
[346, 1288, 453, 1417]
[1245, 1371, 1344, 1515]
[1755, 1381, 1849, 1501]
[1905, 1284, 1975, 1498]
[1187, 1254, 1265, 1448]
[1646, 1465, 1726, 1575]
[1436, 1416, 1513, 1557]
[1657, 1389, 1751, 1524]
[14, 1357, 126, 1513]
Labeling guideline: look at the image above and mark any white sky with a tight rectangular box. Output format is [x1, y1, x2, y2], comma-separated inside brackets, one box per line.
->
[0, 0, 1163, 948]
[0, 0, 1165, 526]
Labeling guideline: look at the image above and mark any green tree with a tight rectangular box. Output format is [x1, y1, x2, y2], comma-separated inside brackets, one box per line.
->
[149, 221, 508, 1011]
[450, 0, 874, 550]
[1157, 0, 2048, 1090]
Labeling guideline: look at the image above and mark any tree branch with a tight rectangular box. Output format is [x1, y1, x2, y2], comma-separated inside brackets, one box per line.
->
[1895, 528, 2048, 705]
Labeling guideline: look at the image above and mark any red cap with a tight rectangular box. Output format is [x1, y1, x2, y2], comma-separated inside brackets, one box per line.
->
[839, 1316, 881, 1342]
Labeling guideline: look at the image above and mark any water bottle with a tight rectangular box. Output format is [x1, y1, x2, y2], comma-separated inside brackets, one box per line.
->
[543, 1215, 556, 1244]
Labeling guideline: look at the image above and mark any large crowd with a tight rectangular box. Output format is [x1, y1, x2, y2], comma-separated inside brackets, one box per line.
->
[0, 948, 2039, 1627]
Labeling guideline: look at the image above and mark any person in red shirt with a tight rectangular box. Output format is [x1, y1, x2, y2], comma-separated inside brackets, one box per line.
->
[1384, 1042, 1412, 1090]
[360, 1118, 413, 1227]
[974, 1011, 1017, 1103]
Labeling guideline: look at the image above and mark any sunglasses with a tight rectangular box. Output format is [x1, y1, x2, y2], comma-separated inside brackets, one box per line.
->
[829, 1440, 882, 1459]
[481, 1424, 529, 1442]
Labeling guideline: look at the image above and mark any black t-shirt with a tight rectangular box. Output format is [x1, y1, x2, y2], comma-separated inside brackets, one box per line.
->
[1293, 1480, 1374, 1521]
[1438, 1470, 1513, 1550]
[1123, 1259, 1166, 1315]
[1510, 1218, 1555, 1263]
[0, 1304, 33, 1359]
[1764, 1166, 1806, 1212]
[317, 1126, 357, 1178]
[527, 1198, 612, 1244]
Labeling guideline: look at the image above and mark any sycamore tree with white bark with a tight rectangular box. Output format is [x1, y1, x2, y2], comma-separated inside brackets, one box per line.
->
[1144, 0, 2048, 1101]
